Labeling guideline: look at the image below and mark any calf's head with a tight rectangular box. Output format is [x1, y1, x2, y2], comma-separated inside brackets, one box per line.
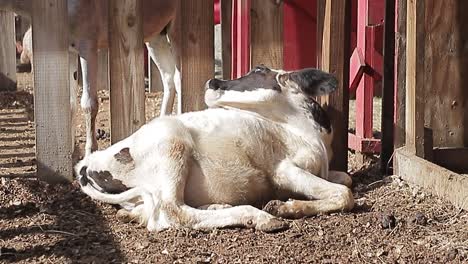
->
[205, 66, 337, 127]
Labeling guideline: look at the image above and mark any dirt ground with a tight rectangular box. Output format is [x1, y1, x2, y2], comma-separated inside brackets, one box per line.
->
[0, 73, 467, 263]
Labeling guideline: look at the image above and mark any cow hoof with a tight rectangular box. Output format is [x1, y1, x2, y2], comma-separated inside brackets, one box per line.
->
[263, 200, 285, 217]
[116, 209, 134, 223]
[256, 217, 289, 233]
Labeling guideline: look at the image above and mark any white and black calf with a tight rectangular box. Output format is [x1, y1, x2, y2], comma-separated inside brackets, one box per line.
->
[75, 66, 354, 232]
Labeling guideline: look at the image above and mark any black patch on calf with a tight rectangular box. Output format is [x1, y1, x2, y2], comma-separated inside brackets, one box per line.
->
[114, 147, 134, 165]
[208, 65, 281, 92]
[289, 68, 337, 97]
[304, 99, 332, 134]
[79, 166, 89, 186]
[88, 170, 129, 194]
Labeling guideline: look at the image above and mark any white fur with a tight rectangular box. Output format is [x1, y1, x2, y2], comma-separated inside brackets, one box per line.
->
[75, 68, 354, 232]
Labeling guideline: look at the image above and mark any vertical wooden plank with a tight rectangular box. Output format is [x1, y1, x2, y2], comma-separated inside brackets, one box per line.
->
[320, 0, 351, 171]
[423, 0, 468, 148]
[148, 51, 163, 92]
[97, 49, 109, 91]
[180, 0, 214, 112]
[32, 0, 72, 183]
[316, 0, 325, 68]
[381, 0, 396, 173]
[221, 0, 232, 80]
[250, 0, 283, 69]
[394, 0, 406, 148]
[109, 0, 145, 143]
[405, 0, 425, 157]
[0, 11, 17, 91]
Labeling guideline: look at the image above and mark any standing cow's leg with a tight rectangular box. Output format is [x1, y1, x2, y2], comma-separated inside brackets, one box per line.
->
[263, 160, 355, 219]
[146, 33, 177, 116]
[78, 42, 99, 156]
[69, 51, 80, 155]
[168, 22, 182, 115]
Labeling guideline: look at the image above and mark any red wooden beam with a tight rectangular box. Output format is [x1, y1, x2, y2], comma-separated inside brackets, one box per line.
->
[348, 0, 385, 154]
[283, 0, 317, 70]
[349, 133, 382, 153]
[231, 0, 250, 79]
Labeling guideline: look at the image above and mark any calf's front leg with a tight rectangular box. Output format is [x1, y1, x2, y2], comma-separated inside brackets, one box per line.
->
[264, 160, 354, 219]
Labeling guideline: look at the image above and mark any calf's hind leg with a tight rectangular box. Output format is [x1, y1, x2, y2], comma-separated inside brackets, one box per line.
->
[142, 126, 287, 232]
[264, 160, 354, 219]
[328, 170, 353, 188]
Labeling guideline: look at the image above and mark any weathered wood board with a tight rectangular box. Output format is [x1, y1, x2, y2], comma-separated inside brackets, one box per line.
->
[423, 0, 468, 148]
[108, 0, 145, 143]
[32, 0, 72, 183]
[250, 0, 283, 69]
[0, 11, 17, 91]
[179, 0, 214, 112]
[395, 148, 468, 211]
[319, 0, 351, 171]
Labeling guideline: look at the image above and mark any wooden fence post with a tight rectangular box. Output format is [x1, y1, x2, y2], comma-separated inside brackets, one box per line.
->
[0, 11, 17, 91]
[381, 0, 396, 173]
[32, 0, 72, 183]
[394, 0, 407, 149]
[319, 0, 351, 171]
[221, 0, 232, 80]
[108, 0, 145, 143]
[180, 0, 214, 112]
[250, 0, 283, 69]
[405, 0, 425, 157]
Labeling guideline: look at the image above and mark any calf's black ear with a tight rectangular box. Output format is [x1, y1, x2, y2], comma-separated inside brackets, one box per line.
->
[289, 68, 338, 97]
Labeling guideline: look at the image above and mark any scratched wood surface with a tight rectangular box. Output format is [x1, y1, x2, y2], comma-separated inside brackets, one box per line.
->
[108, 0, 145, 143]
[0, 11, 17, 91]
[179, 0, 214, 112]
[423, 0, 468, 148]
[32, 0, 72, 183]
[319, 0, 351, 171]
[250, 0, 283, 69]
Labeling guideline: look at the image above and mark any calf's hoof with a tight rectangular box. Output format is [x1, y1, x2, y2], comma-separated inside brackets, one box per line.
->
[116, 209, 136, 223]
[263, 200, 285, 217]
[256, 217, 289, 233]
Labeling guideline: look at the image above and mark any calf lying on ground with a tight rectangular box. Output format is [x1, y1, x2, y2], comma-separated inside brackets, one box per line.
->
[1, 0, 181, 156]
[74, 66, 354, 232]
